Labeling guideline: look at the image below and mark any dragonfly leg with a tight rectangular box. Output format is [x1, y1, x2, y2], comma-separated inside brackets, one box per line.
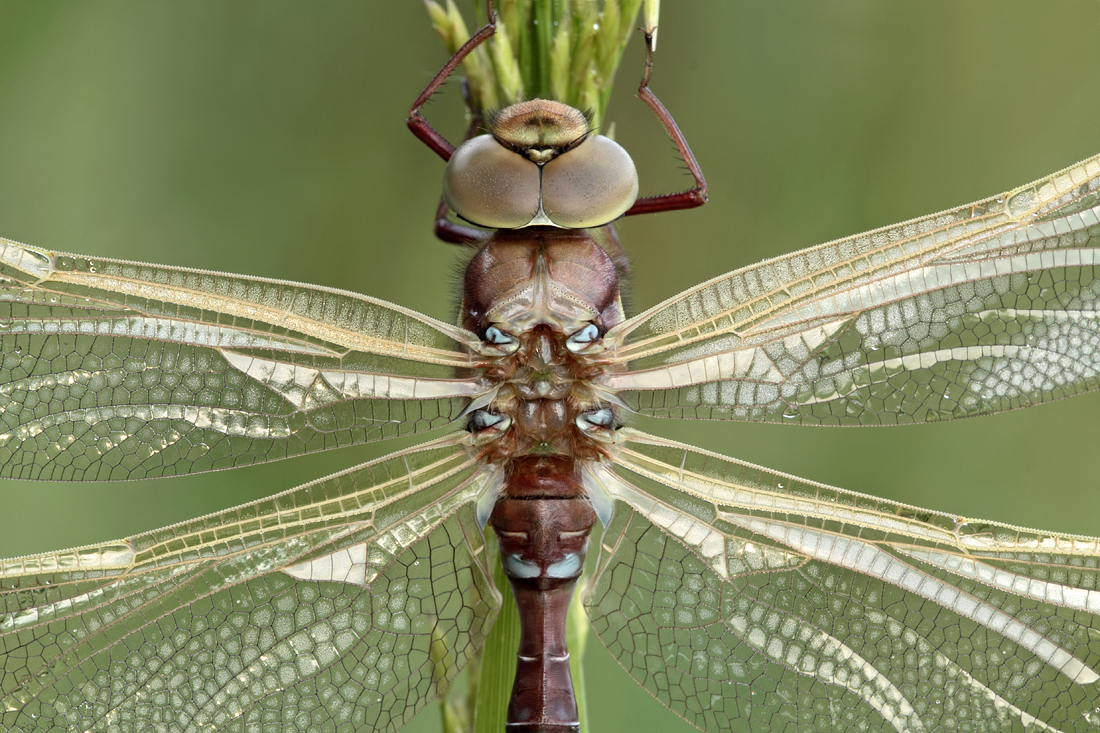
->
[433, 195, 490, 247]
[406, 0, 498, 162]
[622, 29, 709, 217]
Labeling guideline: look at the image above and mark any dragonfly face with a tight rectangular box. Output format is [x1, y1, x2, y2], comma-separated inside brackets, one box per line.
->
[2, 4, 1100, 733]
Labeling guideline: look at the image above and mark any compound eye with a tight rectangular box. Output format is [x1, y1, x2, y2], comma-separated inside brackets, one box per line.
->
[443, 135, 541, 229]
[541, 135, 639, 228]
[484, 325, 520, 353]
[468, 409, 511, 433]
[565, 323, 601, 352]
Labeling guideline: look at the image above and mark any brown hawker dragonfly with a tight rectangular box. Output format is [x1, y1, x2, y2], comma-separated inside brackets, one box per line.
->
[3, 2, 1100, 732]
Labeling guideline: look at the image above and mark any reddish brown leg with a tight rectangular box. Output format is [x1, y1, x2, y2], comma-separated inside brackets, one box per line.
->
[407, 1, 497, 162]
[434, 196, 490, 246]
[623, 30, 708, 217]
[410, 3, 497, 244]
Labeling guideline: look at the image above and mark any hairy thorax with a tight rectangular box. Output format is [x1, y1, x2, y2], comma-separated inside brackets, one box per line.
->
[461, 226, 625, 467]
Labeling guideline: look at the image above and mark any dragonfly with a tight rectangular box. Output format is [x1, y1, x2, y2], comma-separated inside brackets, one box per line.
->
[2, 2, 1100, 732]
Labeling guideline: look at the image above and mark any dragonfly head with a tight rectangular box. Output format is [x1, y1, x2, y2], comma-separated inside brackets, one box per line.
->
[443, 99, 638, 229]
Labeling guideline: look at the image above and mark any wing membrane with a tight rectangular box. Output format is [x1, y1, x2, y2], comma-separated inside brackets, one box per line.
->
[583, 428, 1100, 732]
[605, 154, 1100, 424]
[0, 238, 486, 479]
[0, 434, 501, 732]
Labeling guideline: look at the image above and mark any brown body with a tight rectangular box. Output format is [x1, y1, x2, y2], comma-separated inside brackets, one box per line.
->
[463, 228, 623, 731]
[489, 459, 594, 733]
[408, 22, 705, 727]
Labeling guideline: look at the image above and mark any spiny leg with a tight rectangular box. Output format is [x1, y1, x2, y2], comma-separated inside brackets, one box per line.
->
[623, 28, 708, 217]
[406, 0, 497, 162]
[409, 2, 497, 244]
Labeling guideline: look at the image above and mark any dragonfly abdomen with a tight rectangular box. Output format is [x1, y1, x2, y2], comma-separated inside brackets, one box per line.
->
[489, 456, 595, 733]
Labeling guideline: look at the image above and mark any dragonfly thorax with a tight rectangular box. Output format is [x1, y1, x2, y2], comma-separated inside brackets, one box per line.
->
[443, 99, 639, 229]
[461, 228, 625, 337]
[462, 223, 623, 463]
[470, 327, 613, 465]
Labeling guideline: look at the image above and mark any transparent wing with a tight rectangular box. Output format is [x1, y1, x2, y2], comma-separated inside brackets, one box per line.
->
[604, 154, 1100, 424]
[0, 238, 486, 479]
[583, 428, 1100, 732]
[0, 434, 502, 733]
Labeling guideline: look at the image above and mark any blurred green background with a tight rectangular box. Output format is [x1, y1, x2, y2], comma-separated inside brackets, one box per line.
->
[0, 2, 1098, 732]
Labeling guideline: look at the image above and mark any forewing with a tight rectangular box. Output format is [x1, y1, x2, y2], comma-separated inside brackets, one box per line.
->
[583, 428, 1100, 732]
[0, 435, 502, 733]
[605, 154, 1100, 424]
[0, 238, 486, 479]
